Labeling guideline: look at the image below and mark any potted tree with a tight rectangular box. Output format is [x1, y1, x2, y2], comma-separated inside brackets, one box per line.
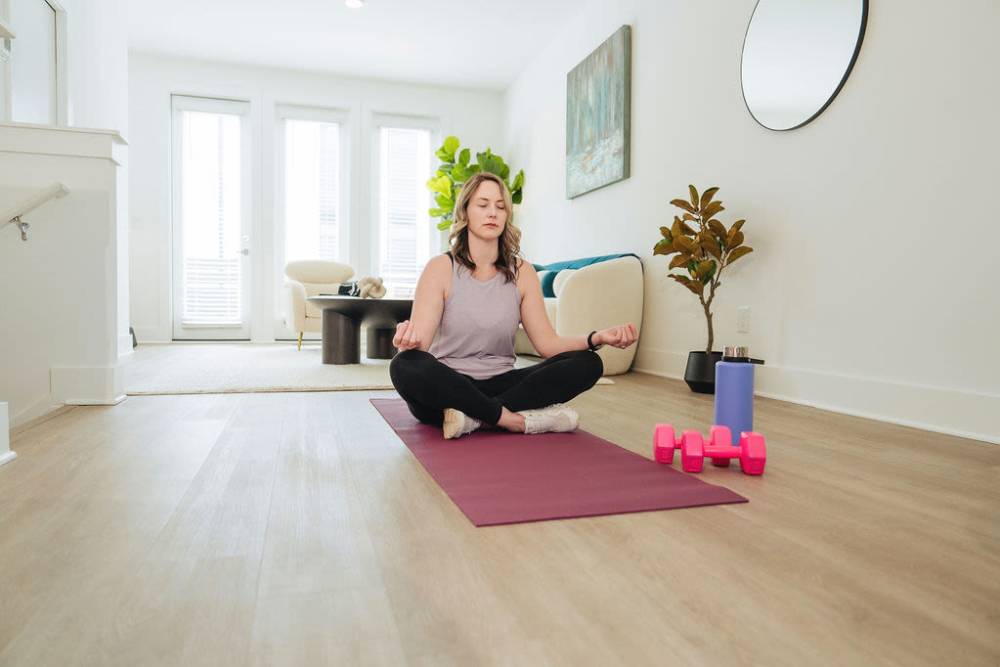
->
[653, 185, 754, 393]
[426, 136, 524, 231]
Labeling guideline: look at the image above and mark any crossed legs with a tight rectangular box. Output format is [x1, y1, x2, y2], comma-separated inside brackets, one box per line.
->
[388, 349, 604, 430]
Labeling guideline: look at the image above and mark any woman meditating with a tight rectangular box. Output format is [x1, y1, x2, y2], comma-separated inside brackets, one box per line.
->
[389, 171, 638, 439]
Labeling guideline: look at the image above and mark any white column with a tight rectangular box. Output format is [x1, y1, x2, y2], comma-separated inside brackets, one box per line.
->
[0, 401, 15, 467]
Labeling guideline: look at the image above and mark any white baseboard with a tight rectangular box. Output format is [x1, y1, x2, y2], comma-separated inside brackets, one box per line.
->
[50, 364, 125, 406]
[131, 325, 169, 344]
[0, 401, 14, 466]
[9, 396, 64, 429]
[633, 346, 999, 445]
[62, 395, 127, 406]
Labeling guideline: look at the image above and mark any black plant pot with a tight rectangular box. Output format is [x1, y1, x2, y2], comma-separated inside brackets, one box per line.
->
[684, 350, 724, 394]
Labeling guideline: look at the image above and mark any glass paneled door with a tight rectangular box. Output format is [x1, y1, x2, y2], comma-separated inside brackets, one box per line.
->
[171, 95, 252, 340]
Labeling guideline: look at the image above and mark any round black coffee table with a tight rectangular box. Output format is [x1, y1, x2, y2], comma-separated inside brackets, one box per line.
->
[306, 295, 414, 364]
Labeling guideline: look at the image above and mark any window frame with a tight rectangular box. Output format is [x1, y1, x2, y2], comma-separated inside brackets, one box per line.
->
[274, 103, 352, 272]
[369, 111, 440, 296]
[170, 93, 254, 339]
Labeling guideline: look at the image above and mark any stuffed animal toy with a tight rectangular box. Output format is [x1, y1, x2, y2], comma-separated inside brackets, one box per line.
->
[356, 276, 386, 299]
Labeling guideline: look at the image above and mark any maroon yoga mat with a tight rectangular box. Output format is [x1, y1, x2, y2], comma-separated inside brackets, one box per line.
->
[371, 399, 747, 527]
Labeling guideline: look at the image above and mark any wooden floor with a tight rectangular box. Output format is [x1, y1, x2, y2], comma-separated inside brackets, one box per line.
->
[1, 373, 998, 666]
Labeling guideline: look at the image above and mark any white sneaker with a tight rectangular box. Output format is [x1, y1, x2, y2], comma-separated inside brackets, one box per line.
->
[521, 403, 579, 435]
[443, 408, 482, 439]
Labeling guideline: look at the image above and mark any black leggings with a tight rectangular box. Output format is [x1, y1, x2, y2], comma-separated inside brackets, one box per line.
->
[389, 349, 604, 426]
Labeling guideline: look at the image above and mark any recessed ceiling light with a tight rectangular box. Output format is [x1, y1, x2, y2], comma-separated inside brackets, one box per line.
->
[345, 0, 364, 8]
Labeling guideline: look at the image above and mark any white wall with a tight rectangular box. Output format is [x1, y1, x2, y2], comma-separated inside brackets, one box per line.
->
[0, 0, 128, 133]
[129, 52, 503, 344]
[504, 0, 1000, 443]
[61, 0, 128, 136]
[0, 125, 128, 426]
[0, 0, 128, 429]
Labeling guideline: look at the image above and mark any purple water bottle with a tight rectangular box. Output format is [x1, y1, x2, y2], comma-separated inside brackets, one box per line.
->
[714, 345, 765, 438]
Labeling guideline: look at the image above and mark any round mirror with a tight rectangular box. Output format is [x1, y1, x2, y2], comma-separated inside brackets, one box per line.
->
[741, 0, 868, 131]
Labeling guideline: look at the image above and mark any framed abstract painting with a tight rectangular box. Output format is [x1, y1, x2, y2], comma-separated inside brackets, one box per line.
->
[566, 25, 631, 199]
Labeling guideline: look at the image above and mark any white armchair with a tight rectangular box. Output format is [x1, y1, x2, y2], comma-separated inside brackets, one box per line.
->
[282, 260, 355, 349]
[515, 255, 643, 375]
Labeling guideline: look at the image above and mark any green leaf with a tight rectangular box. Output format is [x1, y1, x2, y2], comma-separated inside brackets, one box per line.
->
[437, 219, 452, 231]
[512, 190, 522, 205]
[435, 136, 459, 162]
[427, 174, 453, 197]
[458, 148, 470, 167]
[435, 193, 453, 209]
[479, 153, 505, 176]
[510, 170, 524, 192]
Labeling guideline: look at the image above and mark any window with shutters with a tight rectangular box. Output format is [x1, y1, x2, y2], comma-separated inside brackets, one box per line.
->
[375, 123, 434, 298]
[282, 115, 345, 263]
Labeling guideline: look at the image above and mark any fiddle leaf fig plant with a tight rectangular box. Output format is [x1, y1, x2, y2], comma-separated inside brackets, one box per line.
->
[653, 185, 754, 353]
[427, 135, 525, 231]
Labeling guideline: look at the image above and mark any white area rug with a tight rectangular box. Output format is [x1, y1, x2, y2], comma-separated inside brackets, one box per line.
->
[125, 343, 612, 395]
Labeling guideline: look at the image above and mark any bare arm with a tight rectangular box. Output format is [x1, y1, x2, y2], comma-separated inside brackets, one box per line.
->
[392, 254, 451, 352]
[518, 261, 638, 357]
[519, 262, 583, 357]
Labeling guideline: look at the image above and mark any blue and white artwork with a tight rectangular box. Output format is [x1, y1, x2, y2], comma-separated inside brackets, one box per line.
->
[566, 25, 631, 199]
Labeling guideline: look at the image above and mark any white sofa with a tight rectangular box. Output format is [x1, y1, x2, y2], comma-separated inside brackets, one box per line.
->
[282, 260, 355, 349]
[516, 255, 643, 375]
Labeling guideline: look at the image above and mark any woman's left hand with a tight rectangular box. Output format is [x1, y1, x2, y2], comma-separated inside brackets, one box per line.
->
[595, 323, 638, 349]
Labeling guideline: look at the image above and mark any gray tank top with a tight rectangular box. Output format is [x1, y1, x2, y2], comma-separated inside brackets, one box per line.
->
[427, 253, 523, 380]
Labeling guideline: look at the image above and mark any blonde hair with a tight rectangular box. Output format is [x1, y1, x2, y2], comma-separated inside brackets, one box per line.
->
[448, 172, 522, 283]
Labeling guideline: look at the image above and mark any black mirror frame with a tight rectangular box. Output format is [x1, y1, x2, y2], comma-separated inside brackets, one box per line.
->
[740, 0, 869, 131]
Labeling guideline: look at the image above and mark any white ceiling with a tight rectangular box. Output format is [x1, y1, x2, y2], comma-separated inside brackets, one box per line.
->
[127, 0, 581, 91]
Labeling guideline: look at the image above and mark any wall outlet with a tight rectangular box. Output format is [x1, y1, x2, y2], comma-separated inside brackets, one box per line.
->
[737, 306, 751, 333]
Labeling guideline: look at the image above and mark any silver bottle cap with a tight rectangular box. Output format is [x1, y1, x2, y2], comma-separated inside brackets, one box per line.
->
[724, 345, 749, 358]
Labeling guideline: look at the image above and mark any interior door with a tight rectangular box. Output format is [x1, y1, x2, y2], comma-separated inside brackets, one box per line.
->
[171, 95, 253, 340]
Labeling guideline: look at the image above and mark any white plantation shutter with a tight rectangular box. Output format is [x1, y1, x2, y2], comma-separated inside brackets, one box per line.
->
[180, 109, 243, 325]
[284, 118, 342, 262]
[378, 126, 432, 297]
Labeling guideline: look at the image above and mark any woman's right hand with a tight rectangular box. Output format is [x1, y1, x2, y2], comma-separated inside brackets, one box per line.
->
[392, 320, 422, 351]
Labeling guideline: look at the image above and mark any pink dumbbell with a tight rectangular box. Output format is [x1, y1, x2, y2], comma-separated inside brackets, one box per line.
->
[653, 424, 767, 475]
